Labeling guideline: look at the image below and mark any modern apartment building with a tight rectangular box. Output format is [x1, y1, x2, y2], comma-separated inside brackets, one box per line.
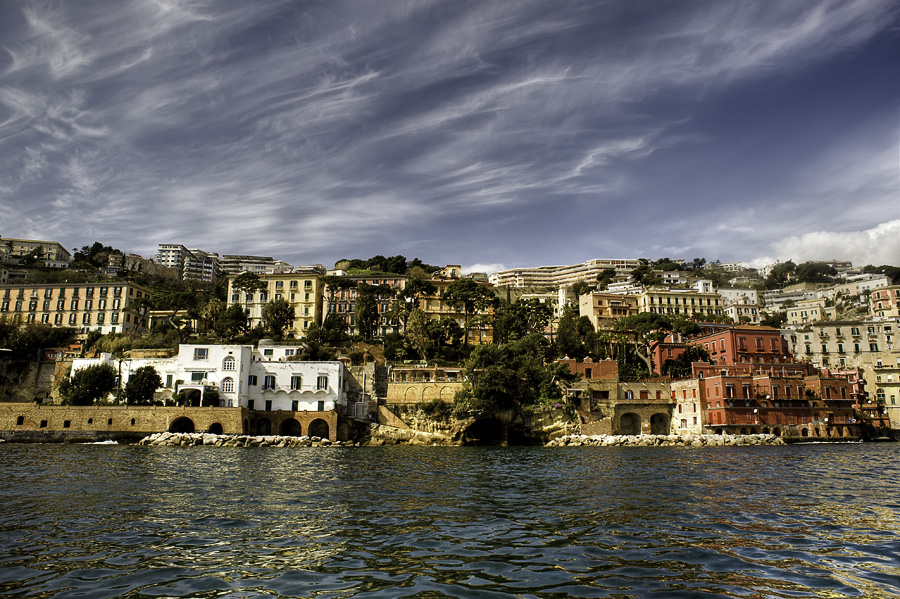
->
[156, 244, 220, 282]
[226, 268, 325, 337]
[489, 259, 641, 289]
[219, 255, 295, 275]
[0, 282, 152, 335]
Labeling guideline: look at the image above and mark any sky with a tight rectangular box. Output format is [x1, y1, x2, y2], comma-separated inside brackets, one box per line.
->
[1, 0, 898, 275]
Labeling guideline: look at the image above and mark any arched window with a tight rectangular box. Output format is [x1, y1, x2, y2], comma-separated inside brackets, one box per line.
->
[222, 377, 234, 393]
[223, 356, 236, 371]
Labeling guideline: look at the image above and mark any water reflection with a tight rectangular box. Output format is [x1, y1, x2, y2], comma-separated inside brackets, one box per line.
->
[1, 444, 898, 598]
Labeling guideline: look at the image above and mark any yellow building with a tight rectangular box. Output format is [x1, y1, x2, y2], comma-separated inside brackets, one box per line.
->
[0, 281, 152, 335]
[1, 238, 72, 266]
[637, 288, 723, 318]
[579, 292, 638, 331]
[226, 268, 325, 338]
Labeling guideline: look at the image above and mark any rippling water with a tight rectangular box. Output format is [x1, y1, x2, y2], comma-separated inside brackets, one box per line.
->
[1, 443, 898, 598]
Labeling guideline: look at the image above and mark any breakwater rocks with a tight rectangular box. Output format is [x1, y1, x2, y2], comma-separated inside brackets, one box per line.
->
[138, 432, 354, 447]
[548, 433, 786, 447]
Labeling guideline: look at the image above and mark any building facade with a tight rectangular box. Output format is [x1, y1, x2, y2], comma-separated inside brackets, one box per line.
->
[579, 292, 639, 331]
[0, 282, 151, 335]
[227, 268, 325, 337]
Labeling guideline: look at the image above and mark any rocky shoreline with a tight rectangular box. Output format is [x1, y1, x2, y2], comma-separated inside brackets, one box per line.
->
[547, 433, 786, 447]
[138, 431, 355, 447]
[139, 430, 789, 448]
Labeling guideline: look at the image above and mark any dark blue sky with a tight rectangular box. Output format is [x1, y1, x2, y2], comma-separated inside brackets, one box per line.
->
[1, 0, 898, 272]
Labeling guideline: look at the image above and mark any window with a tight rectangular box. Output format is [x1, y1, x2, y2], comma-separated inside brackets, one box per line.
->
[192, 372, 205, 382]
[290, 375, 302, 390]
[264, 375, 276, 390]
[194, 348, 209, 360]
[223, 356, 235, 370]
[248, 400, 255, 410]
[291, 400, 298, 411]
[222, 377, 234, 393]
[166, 375, 173, 388]
[263, 349, 274, 357]
[68, 314, 77, 325]
[111, 313, 119, 323]
[265, 400, 272, 411]
[82, 313, 90, 324]
[97, 313, 104, 324]
[317, 375, 328, 390]
[285, 349, 294, 356]
[248, 375, 258, 386]
[317, 400, 325, 411]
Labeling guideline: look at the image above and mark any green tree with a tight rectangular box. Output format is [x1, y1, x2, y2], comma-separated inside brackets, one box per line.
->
[630, 261, 654, 286]
[124, 366, 162, 405]
[442, 279, 498, 346]
[355, 282, 392, 339]
[59, 364, 117, 406]
[231, 272, 267, 296]
[492, 299, 553, 345]
[661, 344, 711, 379]
[764, 261, 796, 289]
[614, 312, 676, 372]
[555, 306, 583, 359]
[760, 311, 787, 328]
[571, 280, 593, 299]
[262, 297, 295, 338]
[219, 303, 249, 340]
[862, 264, 900, 283]
[795, 262, 837, 284]
[596, 268, 616, 290]
[391, 278, 438, 328]
[405, 308, 430, 360]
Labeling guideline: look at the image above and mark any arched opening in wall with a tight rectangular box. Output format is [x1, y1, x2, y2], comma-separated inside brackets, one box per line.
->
[337, 420, 350, 442]
[750, 427, 759, 434]
[801, 428, 809, 437]
[773, 427, 781, 437]
[619, 413, 640, 436]
[279, 418, 302, 437]
[739, 428, 748, 435]
[715, 428, 723, 435]
[762, 427, 769, 434]
[308, 418, 329, 439]
[649, 413, 669, 435]
[404, 388, 418, 403]
[184, 389, 202, 407]
[208, 422, 223, 435]
[255, 418, 272, 436]
[440, 387, 455, 402]
[462, 418, 502, 445]
[169, 417, 195, 433]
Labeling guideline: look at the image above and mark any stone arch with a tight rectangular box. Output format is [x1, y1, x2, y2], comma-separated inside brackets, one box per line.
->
[279, 418, 302, 437]
[650, 413, 669, 435]
[440, 386, 455, 401]
[715, 428, 724, 435]
[773, 427, 781, 437]
[255, 417, 272, 436]
[169, 417, 195, 433]
[308, 418, 330, 439]
[422, 386, 439, 402]
[739, 427, 748, 435]
[619, 412, 640, 435]
[750, 427, 759, 434]
[184, 389, 202, 407]
[762, 427, 769, 434]
[801, 428, 809, 437]
[208, 422, 223, 435]
[337, 420, 351, 442]
[404, 387, 418, 403]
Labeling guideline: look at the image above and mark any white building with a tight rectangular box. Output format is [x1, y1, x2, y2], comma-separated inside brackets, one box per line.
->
[72, 343, 347, 413]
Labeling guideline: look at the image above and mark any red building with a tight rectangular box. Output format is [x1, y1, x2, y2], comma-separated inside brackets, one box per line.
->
[692, 363, 862, 439]
[654, 325, 795, 376]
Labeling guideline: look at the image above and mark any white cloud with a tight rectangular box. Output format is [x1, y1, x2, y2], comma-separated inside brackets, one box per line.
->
[768, 219, 900, 267]
[464, 263, 507, 275]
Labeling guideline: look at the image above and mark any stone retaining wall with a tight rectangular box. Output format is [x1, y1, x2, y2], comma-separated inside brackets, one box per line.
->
[548, 433, 786, 447]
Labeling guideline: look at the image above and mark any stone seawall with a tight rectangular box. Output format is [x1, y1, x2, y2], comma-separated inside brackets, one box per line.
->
[139, 432, 354, 447]
[548, 433, 786, 447]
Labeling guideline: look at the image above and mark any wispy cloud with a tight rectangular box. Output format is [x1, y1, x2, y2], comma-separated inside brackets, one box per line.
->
[0, 0, 896, 269]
